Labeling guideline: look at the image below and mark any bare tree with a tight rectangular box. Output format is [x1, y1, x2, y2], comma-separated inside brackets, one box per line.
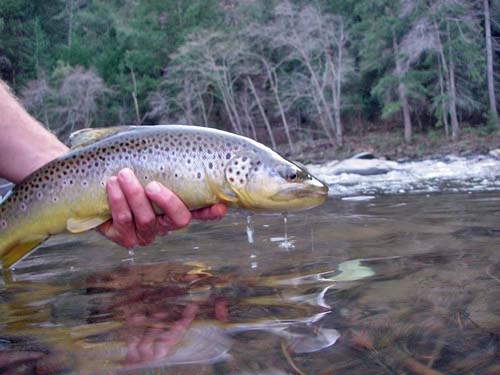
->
[169, 32, 252, 135]
[259, 1, 350, 146]
[21, 66, 111, 139]
[21, 77, 53, 130]
[483, 0, 498, 121]
[53, 65, 111, 138]
[391, 25, 413, 143]
[401, 0, 484, 140]
[246, 76, 277, 149]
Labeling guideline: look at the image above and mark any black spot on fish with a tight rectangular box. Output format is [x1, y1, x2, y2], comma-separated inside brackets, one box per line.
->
[208, 162, 213, 169]
[226, 153, 231, 160]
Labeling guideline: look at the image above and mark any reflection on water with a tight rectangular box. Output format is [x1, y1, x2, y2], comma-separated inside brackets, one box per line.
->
[1, 192, 499, 374]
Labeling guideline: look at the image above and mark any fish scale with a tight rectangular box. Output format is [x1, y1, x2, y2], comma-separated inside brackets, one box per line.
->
[0, 125, 328, 269]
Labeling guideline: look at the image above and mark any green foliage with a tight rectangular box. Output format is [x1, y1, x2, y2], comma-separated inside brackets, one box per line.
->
[0, 0, 496, 147]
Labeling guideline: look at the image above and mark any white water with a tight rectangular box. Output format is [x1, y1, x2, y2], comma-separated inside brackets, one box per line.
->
[307, 155, 500, 197]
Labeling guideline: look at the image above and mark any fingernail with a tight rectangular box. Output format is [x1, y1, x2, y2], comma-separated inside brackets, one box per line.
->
[119, 168, 134, 183]
[107, 176, 118, 187]
[146, 182, 161, 194]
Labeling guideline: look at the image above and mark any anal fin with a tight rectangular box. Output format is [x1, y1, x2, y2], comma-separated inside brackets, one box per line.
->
[67, 215, 111, 233]
[2, 237, 48, 269]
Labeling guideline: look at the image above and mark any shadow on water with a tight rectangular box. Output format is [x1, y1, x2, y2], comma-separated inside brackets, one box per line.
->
[0, 192, 499, 374]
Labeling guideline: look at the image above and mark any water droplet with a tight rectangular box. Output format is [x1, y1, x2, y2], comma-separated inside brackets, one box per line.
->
[246, 215, 254, 244]
[280, 212, 294, 249]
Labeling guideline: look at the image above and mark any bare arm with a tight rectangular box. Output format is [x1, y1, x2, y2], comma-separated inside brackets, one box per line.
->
[0, 81, 69, 183]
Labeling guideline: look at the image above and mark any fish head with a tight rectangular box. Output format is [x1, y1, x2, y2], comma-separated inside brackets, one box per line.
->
[225, 153, 328, 212]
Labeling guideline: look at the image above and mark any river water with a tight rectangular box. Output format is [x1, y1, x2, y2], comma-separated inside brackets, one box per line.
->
[0, 158, 499, 374]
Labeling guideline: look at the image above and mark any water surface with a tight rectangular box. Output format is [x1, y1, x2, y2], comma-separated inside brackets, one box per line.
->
[1, 192, 499, 374]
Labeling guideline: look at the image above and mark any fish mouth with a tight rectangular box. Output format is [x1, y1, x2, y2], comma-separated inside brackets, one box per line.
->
[271, 182, 329, 201]
[309, 189, 328, 197]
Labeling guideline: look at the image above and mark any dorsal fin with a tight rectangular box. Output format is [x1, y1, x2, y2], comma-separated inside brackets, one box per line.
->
[69, 126, 138, 149]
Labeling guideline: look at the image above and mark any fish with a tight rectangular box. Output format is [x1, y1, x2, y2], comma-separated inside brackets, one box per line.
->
[0, 125, 328, 269]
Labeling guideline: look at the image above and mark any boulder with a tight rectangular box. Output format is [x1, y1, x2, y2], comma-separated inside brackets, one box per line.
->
[330, 158, 399, 176]
[488, 149, 500, 159]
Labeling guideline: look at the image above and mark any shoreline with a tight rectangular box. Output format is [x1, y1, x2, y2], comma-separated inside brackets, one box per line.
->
[282, 128, 500, 164]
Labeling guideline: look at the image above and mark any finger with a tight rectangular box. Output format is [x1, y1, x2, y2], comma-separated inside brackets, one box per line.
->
[156, 224, 170, 237]
[137, 330, 157, 363]
[126, 335, 142, 365]
[145, 182, 192, 229]
[156, 215, 179, 232]
[118, 169, 157, 246]
[191, 203, 227, 221]
[102, 176, 138, 248]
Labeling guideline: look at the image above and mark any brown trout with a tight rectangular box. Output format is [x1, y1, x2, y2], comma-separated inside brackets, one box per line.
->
[0, 125, 328, 268]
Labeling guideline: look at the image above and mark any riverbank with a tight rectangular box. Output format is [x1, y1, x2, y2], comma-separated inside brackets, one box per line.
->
[286, 127, 500, 163]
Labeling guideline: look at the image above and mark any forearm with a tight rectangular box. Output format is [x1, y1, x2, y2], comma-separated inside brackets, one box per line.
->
[0, 81, 68, 183]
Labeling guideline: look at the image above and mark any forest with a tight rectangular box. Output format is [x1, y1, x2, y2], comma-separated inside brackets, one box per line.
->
[0, 0, 499, 156]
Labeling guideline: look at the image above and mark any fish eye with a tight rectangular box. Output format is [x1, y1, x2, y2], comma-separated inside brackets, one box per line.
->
[281, 168, 303, 182]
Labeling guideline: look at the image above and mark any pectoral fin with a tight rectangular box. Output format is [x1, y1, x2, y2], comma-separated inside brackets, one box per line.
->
[67, 215, 111, 233]
[2, 237, 48, 269]
[203, 172, 238, 204]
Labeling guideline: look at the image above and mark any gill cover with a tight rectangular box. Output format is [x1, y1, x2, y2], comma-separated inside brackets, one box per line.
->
[224, 155, 255, 208]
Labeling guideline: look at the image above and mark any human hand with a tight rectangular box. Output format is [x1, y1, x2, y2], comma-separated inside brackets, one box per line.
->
[97, 168, 227, 248]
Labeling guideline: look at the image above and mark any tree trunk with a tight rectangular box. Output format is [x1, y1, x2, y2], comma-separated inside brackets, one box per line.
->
[438, 59, 449, 137]
[67, 0, 74, 49]
[446, 21, 459, 140]
[392, 28, 412, 143]
[241, 88, 258, 141]
[265, 64, 294, 152]
[183, 79, 193, 124]
[484, 0, 498, 121]
[247, 77, 277, 150]
[333, 20, 344, 146]
[300, 51, 336, 144]
[129, 66, 141, 124]
[197, 90, 208, 127]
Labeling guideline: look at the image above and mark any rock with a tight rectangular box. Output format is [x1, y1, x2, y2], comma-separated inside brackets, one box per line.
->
[351, 152, 377, 160]
[488, 148, 500, 159]
[330, 158, 399, 176]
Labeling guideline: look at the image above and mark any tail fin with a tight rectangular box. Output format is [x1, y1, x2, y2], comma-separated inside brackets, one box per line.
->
[1, 237, 47, 269]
